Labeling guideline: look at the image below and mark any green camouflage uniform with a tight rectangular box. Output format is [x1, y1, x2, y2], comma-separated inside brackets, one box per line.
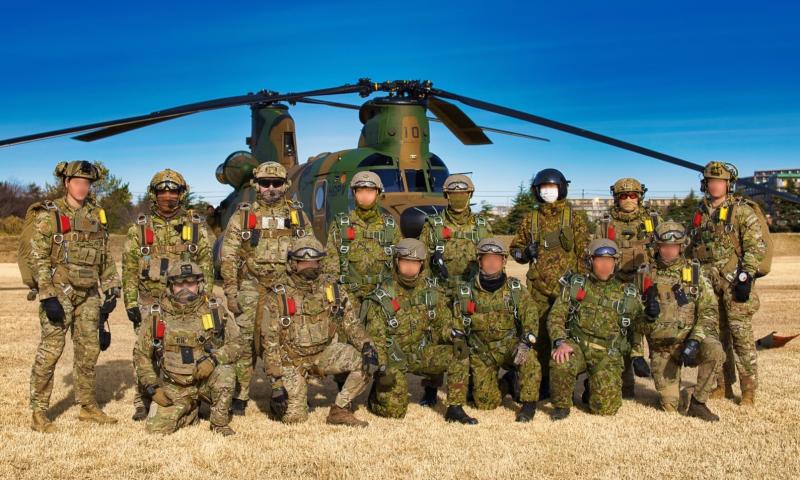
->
[548, 273, 642, 415]
[220, 198, 311, 404]
[134, 294, 241, 434]
[455, 276, 541, 409]
[363, 275, 468, 417]
[511, 200, 590, 384]
[637, 258, 724, 411]
[259, 276, 370, 423]
[29, 196, 120, 411]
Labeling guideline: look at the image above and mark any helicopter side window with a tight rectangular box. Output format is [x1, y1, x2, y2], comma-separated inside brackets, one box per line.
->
[314, 181, 326, 212]
[429, 153, 446, 167]
[405, 170, 429, 192]
[374, 169, 403, 193]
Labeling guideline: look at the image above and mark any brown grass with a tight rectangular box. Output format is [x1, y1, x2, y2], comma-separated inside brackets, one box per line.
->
[0, 256, 799, 479]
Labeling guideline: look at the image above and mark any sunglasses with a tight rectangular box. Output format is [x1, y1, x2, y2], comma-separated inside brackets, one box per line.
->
[592, 246, 618, 256]
[257, 179, 286, 188]
[617, 192, 639, 200]
[657, 230, 686, 241]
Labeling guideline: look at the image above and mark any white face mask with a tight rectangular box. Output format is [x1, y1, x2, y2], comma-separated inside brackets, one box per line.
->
[539, 185, 560, 203]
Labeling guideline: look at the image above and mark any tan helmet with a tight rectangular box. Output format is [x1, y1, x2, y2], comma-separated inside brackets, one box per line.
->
[350, 171, 383, 192]
[54, 160, 102, 182]
[148, 169, 189, 203]
[288, 236, 326, 261]
[610, 177, 646, 196]
[701, 161, 738, 194]
[476, 237, 509, 257]
[586, 238, 621, 260]
[654, 220, 689, 247]
[395, 238, 427, 262]
[166, 260, 204, 285]
[442, 174, 475, 194]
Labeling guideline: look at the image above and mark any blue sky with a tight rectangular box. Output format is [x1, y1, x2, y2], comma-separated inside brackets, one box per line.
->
[1, 1, 798, 206]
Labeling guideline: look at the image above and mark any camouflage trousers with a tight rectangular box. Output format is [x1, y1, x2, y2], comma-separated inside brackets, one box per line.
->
[30, 291, 101, 411]
[470, 335, 541, 409]
[528, 288, 556, 387]
[648, 337, 725, 411]
[133, 299, 156, 411]
[622, 331, 646, 394]
[146, 364, 235, 434]
[708, 267, 760, 388]
[550, 339, 624, 415]
[233, 278, 262, 402]
[279, 342, 367, 424]
[368, 344, 468, 418]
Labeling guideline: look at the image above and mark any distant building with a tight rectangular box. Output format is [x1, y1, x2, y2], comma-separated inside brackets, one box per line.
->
[737, 168, 800, 202]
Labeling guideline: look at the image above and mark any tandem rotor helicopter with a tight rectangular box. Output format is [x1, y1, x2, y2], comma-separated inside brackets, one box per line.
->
[3, 78, 799, 246]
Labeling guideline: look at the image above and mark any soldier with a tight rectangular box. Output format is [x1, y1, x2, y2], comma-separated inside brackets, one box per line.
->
[597, 177, 661, 398]
[453, 238, 541, 422]
[362, 238, 477, 424]
[548, 239, 643, 419]
[29, 161, 120, 433]
[510, 168, 590, 397]
[134, 261, 240, 435]
[637, 221, 724, 421]
[688, 161, 767, 406]
[122, 169, 213, 421]
[220, 161, 312, 415]
[259, 237, 376, 426]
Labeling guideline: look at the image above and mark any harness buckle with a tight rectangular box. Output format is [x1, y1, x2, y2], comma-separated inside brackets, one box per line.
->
[724, 224, 734, 234]
[339, 245, 350, 254]
[241, 230, 252, 241]
[52, 234, 64, 245]
[280, 317, 292, 327]
[139, 246, 151, 256]
[388, 317, 399, 329]
[187, 244, 198, 254]
[462, 316, 472, 328]
[384, 246, 393, 256]
[621, 316, 631, 328]
[435, 245, 445, 253]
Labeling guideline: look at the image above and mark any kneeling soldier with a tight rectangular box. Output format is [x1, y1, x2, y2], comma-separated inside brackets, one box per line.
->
[363, 238, 477, 424]
[259, 237, 376, 426]
[638, 221, 724, 421]
[549, 239, 643, 419]
[134, 261, 241, 435]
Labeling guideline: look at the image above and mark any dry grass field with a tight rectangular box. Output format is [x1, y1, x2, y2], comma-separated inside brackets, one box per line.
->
[0, 235, 798, 479]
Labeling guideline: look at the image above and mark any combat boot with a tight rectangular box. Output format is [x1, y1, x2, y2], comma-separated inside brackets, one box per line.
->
[78, 405, 118, 424]
[31, 410, 55, 433]
[230, 398, 248, 416]
[686, 397, 719, 422]
[326, 404, 368, 427]
[211, 424, 236, 436]
[515, 402, 536, 423]
[419, 386, 438, 407]
[622, 386, 635, 399]
[132, 406, 148, 422]
[740, 376, 757, 407]
[581, 378, 590, 404]
[551, 407, 570, 421]
[445, 405, 478, 425]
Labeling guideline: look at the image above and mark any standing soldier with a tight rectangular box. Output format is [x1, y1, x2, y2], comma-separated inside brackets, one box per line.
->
[597, 178, 661, 397]
[688, 161, 768, 406]
[28, 161, 120, 432]
[637, 221, 725, 421]
[417, 174, 491, 406]
[510, 168, 590, 397]
[363, 238, 477, 424]
[454, 238, 541, 422]
[122, 169, 213, 421]
[220, 161, 312, 415]
[548, 239, 644, 419]
[134, 261, 241, 435]
[259, 237, 376, 426]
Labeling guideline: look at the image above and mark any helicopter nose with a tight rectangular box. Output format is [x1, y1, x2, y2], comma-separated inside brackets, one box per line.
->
[400, 205, 444, 238]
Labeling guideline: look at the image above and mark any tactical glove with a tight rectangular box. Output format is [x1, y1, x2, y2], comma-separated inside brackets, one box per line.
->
[632, 356, 651, 377]
[126, 307, 142, 328]
[681, 339, 701, 367]
[430, 250, 449, 280]
[41, 297, 65, 324]
[644, 287, 660, 319]
[194, 356, 216, 381]
[733, 271, 752, 302]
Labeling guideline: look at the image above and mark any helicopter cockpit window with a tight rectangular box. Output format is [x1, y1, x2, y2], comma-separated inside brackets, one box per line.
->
[429, 168, 450, 192]
[429, 153, 446, 167]
[374, 169, 403, 192]
[405, 170, 428, 192]
[358, 153, 394, 167]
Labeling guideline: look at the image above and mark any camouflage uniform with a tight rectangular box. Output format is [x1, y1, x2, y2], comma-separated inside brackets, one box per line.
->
[122, 169, 213, 417]
[134, 262, 241, 434]
[219, 162, 312, 408]
[688, 162, 767, 402]
[29, 161, 120, 424]
[548, 239, 642, 416]
[259, 237, 372, 424]
[597, 178, 661, 396]
[364, 279, 467, 417]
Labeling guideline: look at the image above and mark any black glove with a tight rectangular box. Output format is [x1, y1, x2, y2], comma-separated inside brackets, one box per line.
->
[98, 316, 111, 351]
[644, 287, 660, 319]
[361, 343, 379, 373]
[733, 271, 752, 303]
[680, 339, 701, 367]
[41, 297, 65, 324]
[451, 329, 469, 360]
[525, 242, 539, 261]
[127, 307, 142, 328]
[100, 290, 118, 315]
[430, 250, 449, 280]
[632, 356, 651, 377]
[270, 386, 288, 418]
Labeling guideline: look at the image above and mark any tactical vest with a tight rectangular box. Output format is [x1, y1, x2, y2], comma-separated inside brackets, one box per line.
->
[598, 210, 658, 275]
[335, 212, 396, 288]
[641, 261, 702, 348]
[236, 201, 307, 280]
[530, 204, 575, 252]
[149, 297, 225, 386]
[563, 274, 638, 355]
[271, 282, 344, 362]
[136, 211, 203, 287]
[426, 213, 489, 283]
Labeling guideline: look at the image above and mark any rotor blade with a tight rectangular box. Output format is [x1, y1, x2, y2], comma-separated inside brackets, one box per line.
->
[73, 114, 193, 141]
[1, 82, 371, 147]
[296, 97, 549, 142]
[427, 96, 492, 145]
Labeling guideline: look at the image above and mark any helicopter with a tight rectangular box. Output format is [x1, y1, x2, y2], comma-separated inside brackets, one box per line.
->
[3, 78, 799, 245]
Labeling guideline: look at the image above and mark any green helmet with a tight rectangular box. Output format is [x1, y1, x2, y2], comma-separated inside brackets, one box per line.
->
[442, 174, 475, 193]
[586, 238, 621, 260]
[350, 171, 383, 192]
[288, 236, 326, 261]
[54, 160, 102, 182]
[611, 177, 646, 196]
[148, 169, 189, 203]
[476, 237, 509, 257]
[654, 220, 688, 245]
[395, 238, 427, 262]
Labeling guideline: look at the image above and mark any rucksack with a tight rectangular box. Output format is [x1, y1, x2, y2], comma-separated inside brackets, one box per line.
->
[18, 201, 57, 299]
